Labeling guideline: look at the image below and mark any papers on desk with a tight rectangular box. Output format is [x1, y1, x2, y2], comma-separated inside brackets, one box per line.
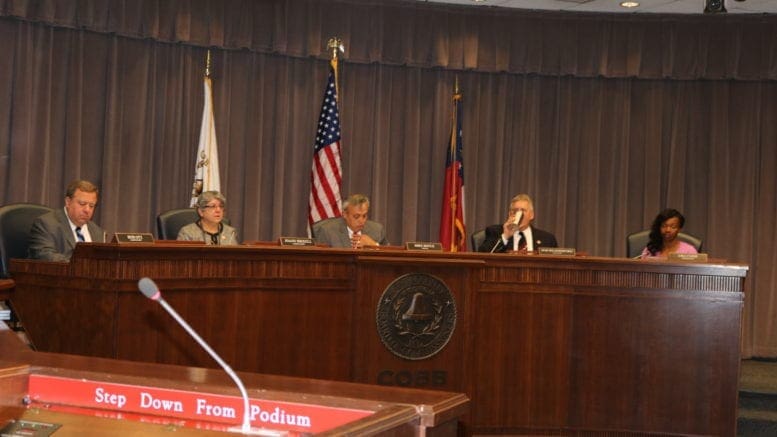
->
[0, 301, 11, 321]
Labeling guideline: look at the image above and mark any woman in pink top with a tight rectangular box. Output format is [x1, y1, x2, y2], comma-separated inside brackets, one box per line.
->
[640, 209, 698, 259]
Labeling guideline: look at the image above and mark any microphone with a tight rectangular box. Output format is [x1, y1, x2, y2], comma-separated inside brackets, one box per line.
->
[138, 278, 256, 434]
[489, 238, 504, 253]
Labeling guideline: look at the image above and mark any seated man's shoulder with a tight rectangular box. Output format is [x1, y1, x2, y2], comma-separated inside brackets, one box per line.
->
[533, 227, 558, 247]
[31, 210, 58, 228]
[485, 224, 502, 234]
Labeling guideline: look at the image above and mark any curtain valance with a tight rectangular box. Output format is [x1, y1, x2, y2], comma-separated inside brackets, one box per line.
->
[2, 0, 776, 79]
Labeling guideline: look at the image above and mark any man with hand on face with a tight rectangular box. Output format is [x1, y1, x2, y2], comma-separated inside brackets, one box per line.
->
[29, 179, 106, 261]
[478, 193, 558, 253]
[313, 194, 388, 248]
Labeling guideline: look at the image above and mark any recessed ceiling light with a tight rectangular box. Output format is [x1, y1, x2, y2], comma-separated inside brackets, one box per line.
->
[620, 1, 640, 7]
[472, 0, 487, 3]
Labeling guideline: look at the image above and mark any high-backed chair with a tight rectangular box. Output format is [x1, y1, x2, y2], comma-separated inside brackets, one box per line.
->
[0, 203, 52, 335]
[156, 208, 230, 240]
[470, 228, 486, 252]
[156, 208, 199, 240]
[626, 230, 703, 258]
[0, 203, 53, 278]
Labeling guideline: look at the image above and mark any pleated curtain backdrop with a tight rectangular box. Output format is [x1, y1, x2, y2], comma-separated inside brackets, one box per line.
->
[0, 0, 776, 358]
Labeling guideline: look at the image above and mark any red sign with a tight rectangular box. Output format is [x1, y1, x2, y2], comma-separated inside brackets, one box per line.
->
[28, 375, 373, 434]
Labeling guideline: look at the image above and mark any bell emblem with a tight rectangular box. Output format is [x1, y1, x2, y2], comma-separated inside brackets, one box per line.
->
[402, 292, 432, 321]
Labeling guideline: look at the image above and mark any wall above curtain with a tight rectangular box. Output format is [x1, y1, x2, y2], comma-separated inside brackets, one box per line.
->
[1, 0, 776, 79]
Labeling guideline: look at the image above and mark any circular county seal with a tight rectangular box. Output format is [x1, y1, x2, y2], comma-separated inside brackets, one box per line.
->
[376, 273, 457, 360]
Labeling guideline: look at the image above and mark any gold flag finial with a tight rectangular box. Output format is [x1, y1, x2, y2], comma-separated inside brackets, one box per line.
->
[205, 50, 212, 77]
[327, 37, 345, 61]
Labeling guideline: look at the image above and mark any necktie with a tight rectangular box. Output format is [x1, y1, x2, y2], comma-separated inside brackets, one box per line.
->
[518, 231, 526, 250]
[75, 226, 85, 242]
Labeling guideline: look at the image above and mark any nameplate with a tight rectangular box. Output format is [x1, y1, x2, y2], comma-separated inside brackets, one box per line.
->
[111, 233, 155, 244]
[537, 247, 576, 256]
[405, 242, 443, 251]
[668, 253, 708, 262]
[279, 237, 314, 247]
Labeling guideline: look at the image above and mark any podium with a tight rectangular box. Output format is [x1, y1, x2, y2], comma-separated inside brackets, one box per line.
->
[0, 330, 467, 435]
[8, 243, 748, 435]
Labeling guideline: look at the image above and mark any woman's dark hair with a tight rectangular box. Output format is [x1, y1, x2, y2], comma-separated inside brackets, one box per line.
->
[646, 209, 685, 255]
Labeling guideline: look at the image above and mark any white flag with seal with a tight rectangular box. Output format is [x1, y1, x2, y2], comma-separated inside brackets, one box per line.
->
[190, 76, 220, 207]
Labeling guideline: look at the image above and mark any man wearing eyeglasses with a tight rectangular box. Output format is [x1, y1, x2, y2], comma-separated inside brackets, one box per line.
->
[29, 179, 106, 261]
[477, 193, 557, 253]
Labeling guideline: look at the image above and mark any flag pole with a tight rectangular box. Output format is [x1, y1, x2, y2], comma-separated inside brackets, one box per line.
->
[448, 77, 462, 251]
[308, 38, 346, 232]
[190, 49, 221, 207]
[327, 37, 345, 102]
[440, 77, 466, 252]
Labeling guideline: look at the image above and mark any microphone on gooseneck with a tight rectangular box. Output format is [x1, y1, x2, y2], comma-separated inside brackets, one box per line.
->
[137, 278, 256, 435]
[489, 238, 504, 253]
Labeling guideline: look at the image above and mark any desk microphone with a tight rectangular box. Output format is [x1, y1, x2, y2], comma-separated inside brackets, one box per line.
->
[489, 238, 504, 253]
[138, 277, 258, 435]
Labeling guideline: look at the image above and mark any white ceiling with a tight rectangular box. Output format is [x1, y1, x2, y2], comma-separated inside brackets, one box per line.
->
[417, 0, 777, 14]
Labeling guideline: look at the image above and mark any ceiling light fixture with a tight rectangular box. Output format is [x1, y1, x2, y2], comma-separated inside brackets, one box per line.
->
[620, 1, 640, 8]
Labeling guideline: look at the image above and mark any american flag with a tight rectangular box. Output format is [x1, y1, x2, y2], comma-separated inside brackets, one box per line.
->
[308, 61, 343, 230]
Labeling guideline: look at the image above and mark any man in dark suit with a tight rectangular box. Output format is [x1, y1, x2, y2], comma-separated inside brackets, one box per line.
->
[478, 193, 557, 253]
[29, 179, 106, 261]
[313, 194, 388, 248]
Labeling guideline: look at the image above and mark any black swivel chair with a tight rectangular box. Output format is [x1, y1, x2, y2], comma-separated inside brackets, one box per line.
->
[0, 202, 52, 334]
[0, 203, 53, 278]
[470, 228, 486, 252]
[156, 208, 199, 240]
[156, 208, 231, 240]
[626, 230, 703, 259]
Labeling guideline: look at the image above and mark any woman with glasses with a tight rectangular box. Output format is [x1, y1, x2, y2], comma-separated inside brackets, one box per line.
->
[177, 191, 239, 245]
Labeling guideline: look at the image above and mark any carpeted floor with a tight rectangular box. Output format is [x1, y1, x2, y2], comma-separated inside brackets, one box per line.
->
[739, 359, 777, 436]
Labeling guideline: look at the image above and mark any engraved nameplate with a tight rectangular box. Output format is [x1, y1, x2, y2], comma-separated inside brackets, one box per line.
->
[111, 232, 155, 244]
[668, 253, 708, 262]
[405, 242, 443, 251]
[279, 237, 315, 246]
[537, 247, 576, 256]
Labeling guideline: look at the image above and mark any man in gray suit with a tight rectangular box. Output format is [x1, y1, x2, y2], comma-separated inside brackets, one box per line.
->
[314, 194, 388, 248]
[29, 179, 106, 261]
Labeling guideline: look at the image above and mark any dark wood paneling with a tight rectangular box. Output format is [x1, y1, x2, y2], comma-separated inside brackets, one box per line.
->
[9, 244, 747, 435]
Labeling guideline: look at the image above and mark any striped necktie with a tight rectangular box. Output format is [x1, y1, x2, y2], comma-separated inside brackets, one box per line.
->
[75, 226, 85, 242]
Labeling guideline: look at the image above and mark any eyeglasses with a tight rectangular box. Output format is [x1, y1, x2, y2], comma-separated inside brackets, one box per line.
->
[202, 204, 225, 210]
